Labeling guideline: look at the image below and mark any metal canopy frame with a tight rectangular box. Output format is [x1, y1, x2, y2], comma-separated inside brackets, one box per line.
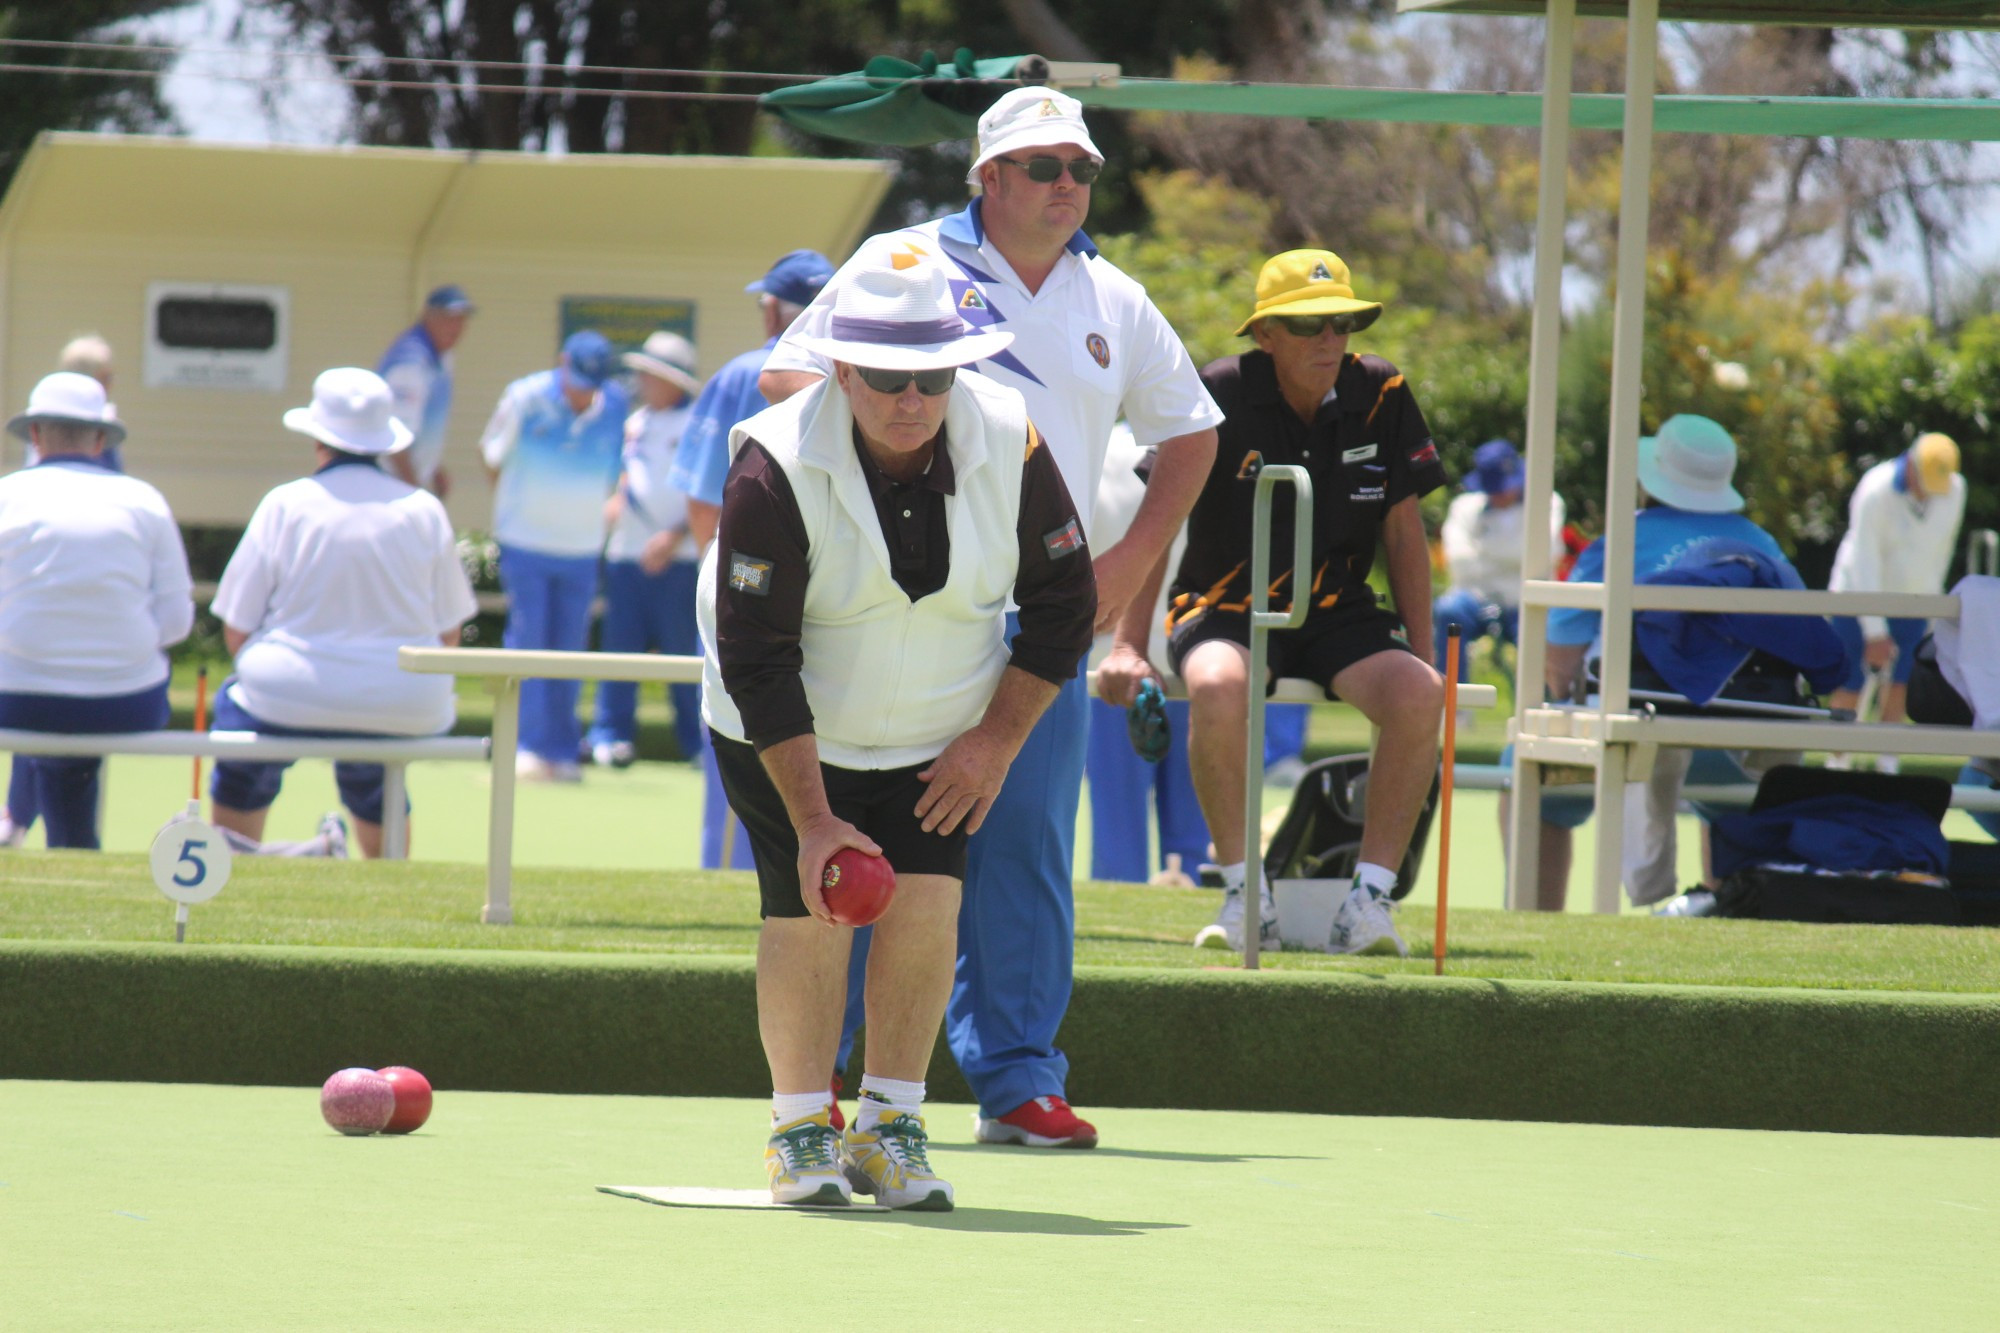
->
[1395, 0, 1992, 911]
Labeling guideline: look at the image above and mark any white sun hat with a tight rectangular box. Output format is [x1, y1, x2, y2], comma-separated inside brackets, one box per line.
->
[1636, 414, 1744, 513]
[967, 86, 1104, 182]
[795, 262, 1014, 372]
[281, 367, 413, 456]
[6, 371, 126, 447]
[622, 330, 703, 396]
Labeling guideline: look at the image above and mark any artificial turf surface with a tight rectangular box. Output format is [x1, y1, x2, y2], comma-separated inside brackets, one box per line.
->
[4, 1079, 1995, 1331]
[5, 848, 1997, 994]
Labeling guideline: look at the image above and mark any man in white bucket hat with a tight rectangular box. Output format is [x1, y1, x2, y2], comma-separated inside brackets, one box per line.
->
[701, 259, 1095, 1209]
[1525, 413, 1808, 910]
[0, 373, 191, 850]
[761, 84, 1222, 1150]
[206, 368, 477, 859]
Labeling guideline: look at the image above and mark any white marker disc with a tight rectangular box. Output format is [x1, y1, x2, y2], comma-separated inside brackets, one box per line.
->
[149, 817, 232, 904]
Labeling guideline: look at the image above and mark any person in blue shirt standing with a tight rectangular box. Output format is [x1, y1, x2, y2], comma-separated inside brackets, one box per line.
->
[667, 249, 835, 866]
[480, 330, 629, 781]
[379, 284, 474, 498]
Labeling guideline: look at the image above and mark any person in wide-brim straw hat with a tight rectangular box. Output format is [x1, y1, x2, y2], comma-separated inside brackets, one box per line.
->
[701, 257, 1094, 1213]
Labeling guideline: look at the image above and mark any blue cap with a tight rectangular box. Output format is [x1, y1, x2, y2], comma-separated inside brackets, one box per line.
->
[424, 283, 475, 313]
[561, 330, 616, 388]
[1468, 438, 1524, 495]
[746, 249, 835, 307]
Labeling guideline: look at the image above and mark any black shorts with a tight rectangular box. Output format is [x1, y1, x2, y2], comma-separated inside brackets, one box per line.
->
[710, 731, 971, 919]
[1166, 597, 1414, 700]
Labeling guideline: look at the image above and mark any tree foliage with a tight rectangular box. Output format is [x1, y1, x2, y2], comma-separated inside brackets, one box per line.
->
[0, 2, 180, 190]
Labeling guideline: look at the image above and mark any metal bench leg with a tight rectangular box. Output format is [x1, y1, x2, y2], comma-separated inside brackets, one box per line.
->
[382, 763, 408, 860]
[1591, 743, 1629, 915]
[484, 677, 519, 925]
[1506, 752, 1541, 912]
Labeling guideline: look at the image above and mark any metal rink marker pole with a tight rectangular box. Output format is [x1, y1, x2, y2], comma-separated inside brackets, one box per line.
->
[1436, 628, 1460, 976]
[1243, 465, 1312, 970]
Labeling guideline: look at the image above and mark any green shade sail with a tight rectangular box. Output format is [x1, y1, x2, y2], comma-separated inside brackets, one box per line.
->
[758, 49, 1037, 146]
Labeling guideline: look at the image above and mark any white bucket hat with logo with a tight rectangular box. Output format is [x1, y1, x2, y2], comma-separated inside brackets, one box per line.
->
[282, 367, 413, 456]
[1637, 414, 1744, 513]
[7, 371, 126, 447]
[967, 86, 1104, 183]
[795, 262, 1014, 372]
[622, 331, 703, 397]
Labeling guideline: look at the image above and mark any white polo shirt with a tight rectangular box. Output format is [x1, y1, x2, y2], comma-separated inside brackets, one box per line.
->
[212, 460, 478, 736]
[0, 457, 193, 696]
[764, 200, 1223, 543]
[607, 402, 698, 564]
[1829, 455, 1968, 639]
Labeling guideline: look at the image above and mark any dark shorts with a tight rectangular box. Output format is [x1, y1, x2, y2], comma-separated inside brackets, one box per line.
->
[206, 684, 409, 826]
[1167, 598, 1415, 699]
[710, 730, 970, 919]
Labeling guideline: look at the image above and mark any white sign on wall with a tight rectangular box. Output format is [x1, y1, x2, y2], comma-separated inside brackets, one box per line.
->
[144, 282, 290, 391]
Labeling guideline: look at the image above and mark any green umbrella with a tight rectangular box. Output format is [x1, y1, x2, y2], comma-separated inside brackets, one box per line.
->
[760, 49, 1041, 146]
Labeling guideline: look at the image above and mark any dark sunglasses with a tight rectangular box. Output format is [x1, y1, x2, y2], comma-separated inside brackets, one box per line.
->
[854, 365, 958, 396]
[1272, 311, 1376, 338]
[996, 155, 1103, 186]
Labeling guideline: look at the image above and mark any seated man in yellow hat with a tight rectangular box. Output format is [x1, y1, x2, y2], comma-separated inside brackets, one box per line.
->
[1098, 250, 1447, 956]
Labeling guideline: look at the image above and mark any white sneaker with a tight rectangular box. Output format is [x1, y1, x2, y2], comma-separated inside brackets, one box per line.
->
[1874, 754, 1901, 776]
[1329, 884, 1408, 957]
[590, 741, 636, 769]
[515, 752, 554, 781]
[0, 813, 24, 848]
[318, 812, 350, 860]
[1824, 753, 1854, 771]
[1194, 882, 1281, 951]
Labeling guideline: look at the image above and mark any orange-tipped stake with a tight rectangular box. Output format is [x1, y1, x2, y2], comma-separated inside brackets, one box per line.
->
[1436, 627, 1460, 977]
[191, 666, 209, 801]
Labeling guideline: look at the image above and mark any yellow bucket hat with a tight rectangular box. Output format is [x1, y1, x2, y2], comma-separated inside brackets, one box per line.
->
[1234, 249, 1384, 337]
[1911, 432, 1960, 495]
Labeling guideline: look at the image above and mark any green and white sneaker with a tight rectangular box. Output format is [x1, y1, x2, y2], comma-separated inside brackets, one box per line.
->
[841, 1113, 954, 1211]
[765, 1108, 852, 1207]
[1329, 884, 1408, 957]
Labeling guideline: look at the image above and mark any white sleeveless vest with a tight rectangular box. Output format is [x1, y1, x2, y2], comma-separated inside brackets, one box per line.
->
[699, 370, 1032, 770]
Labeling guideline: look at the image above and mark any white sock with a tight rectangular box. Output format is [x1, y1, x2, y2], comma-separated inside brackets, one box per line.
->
[1355, 861, 1398, 900]
[771, 1089, 832, 1125]
[1217, 861, 1247, 892]
[857, 1074, 924, 1131]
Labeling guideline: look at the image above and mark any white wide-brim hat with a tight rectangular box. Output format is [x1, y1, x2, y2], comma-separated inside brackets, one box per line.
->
[282, 366, 413, 456]
[7, 371, 126, 447]
[621, 330, 703, 396]
[968, 86, 1104, 182]
[1637, 413, 1744, 513]
[795, 262, 1013, 372]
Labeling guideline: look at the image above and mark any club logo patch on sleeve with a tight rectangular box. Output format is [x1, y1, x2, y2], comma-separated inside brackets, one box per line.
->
[1043, 518, 1085, 560]
[1410, 440, 1439, 466]
[728, 552, 775, 596]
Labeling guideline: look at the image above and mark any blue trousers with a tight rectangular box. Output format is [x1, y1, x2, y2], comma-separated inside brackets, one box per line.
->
[1084, 696, 1209, 882]
[0, 681, 170, 849]
[839, 635, 1088, 1116]
[698, 722, 755, 869]
[588, 558, 703, 759]
[1433, 589, 1518, 683]
[498, 546, 599, 763]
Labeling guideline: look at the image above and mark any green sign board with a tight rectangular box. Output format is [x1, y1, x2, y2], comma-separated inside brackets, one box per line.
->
[559, 296, 697, 361]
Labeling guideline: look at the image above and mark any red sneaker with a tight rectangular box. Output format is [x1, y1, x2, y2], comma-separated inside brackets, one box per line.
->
[828, 1074, 845, 1133]
[974, 1095, 1098, 1149]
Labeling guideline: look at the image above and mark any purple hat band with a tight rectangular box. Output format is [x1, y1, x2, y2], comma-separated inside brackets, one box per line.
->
[828, 314, 971, 346]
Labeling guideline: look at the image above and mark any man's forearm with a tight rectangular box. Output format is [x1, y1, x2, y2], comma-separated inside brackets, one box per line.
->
[1113, 547, 1172, 654]
[1545, 642, 1586, 701]
[756, 732, 833, 833]
[977, 666, 1063, 760]
[1106, 427, 1215, 570]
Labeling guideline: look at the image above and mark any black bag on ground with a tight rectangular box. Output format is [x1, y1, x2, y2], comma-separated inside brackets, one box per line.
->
[1906, 632, 1974, 727]
[1711, 765, 1960, 925]
[1261, 752, 1439, 899]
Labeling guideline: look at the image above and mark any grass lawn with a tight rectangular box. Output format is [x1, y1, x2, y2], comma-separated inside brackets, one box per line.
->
[6, 848, 1996, 994]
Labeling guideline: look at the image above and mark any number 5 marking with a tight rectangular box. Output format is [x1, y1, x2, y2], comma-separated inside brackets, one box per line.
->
[174, 838, 209, 888]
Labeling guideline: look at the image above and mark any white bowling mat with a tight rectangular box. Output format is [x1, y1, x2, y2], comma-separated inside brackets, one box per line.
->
[598, 1185, 888, 1212]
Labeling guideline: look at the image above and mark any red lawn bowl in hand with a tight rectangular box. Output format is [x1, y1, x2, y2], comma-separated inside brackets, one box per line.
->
[376, 1066, 433, 1134]
[821, 849, 896, 927]
[320, 1068, 396, 1136]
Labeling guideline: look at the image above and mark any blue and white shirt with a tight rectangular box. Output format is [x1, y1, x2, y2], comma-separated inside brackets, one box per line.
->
[479, 370, 630, 558]
[607, 402, 697, 564]
[667, 337, 779, 508]
[378, 323, 454, 486]
[764, 200, 1223, 542]
[1551, 506, 1791, 649]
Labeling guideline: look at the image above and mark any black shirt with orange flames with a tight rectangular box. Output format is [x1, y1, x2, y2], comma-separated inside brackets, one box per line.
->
[1166, 350, 1448, 630]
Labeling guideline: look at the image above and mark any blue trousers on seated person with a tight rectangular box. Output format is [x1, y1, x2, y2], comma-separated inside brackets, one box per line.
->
[0, 681, 170, 849]
[587, 558, 703, 760]
[206, 684, 412, 826]
[1433, 589, 1517, 683]
[498, 545, 598, 764]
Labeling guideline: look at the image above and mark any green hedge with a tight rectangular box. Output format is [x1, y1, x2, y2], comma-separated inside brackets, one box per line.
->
[3, 941, 1995, 1137]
